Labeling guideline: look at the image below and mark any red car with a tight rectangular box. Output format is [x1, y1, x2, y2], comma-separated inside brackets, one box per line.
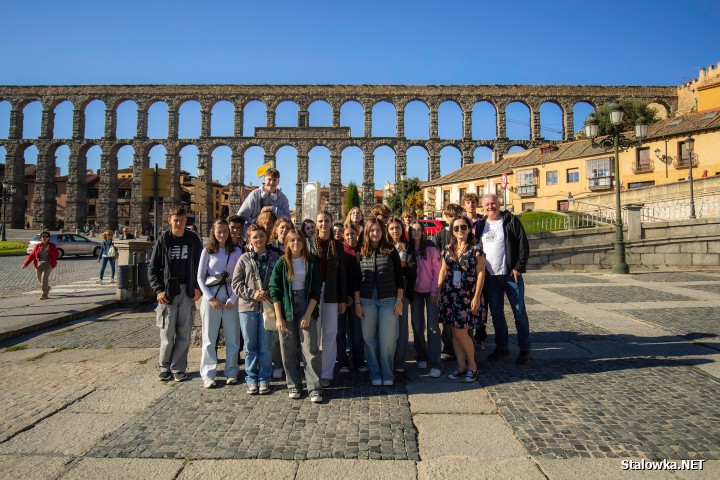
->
[418, 219, 448, 239]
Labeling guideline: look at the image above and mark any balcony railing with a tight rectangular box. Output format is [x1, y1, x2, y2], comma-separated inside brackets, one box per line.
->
[632, 162, 654, 174]
[588, 176, 613, 191]
[673, 157, 699, 169]
[517, 185, 537, 197]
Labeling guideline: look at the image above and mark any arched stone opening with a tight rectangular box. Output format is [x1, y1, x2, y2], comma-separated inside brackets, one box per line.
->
[117, 144, 134, 171]
[86, 144, 102, 174]
[404, 100, 430, 139]
[148, 143, 167, 169]
[54, 144, 70, 176]
[180, 144, 199, 177]
[115, 100, 138, 139]
[472, 101, 496, 140]
[372, 145, 395, 189]
[274, 145, 298, 211]
[309, 100, 332, 127]
[438, 100, 462, 139]
[53, 100, 74, 139]
[276, 100, 299, 127]
[506, 102, 531, 140]
[308, 145, 331, 188]
[211, 100, 234, 136]
[539, 101, 563, 141]
[372, 102, 396, 137]
[406, 145, 429, 181]
[507, 145, 527, 154]
[179, 100, 201, 139]
[243, 100, 267, 137]
[148, 101, 169, 138]
[647, 101, 670, 120]
[573, 101, 596, 135]
[473, 145, 494, 163]
[22, 101, 42, 139]
[340, 101, 364, 137]
[439, 145, 461, 177]
[84, 99, 106, 139]
[242, 145, 265, 188]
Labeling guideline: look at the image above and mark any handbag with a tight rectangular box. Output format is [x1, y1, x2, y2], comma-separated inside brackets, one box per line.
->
[107, 244, 118, 258]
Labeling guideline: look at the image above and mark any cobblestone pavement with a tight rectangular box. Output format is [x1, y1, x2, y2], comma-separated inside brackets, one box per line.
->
[0, 255, 104, 295]
[617, 307, 720, 347]
[542, 285, 696, 303]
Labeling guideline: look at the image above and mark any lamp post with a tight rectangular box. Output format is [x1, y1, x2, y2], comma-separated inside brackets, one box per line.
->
[685, 136, 697, 218]
[1, 179, 17, 242]
[584, 105, 647, 274]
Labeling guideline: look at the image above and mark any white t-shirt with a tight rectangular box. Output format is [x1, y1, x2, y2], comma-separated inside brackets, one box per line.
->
[482, 219, 506, 275]
[291, 257, 306, 291]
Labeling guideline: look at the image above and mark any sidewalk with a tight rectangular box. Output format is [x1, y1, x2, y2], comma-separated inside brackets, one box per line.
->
[0, 270, 719, 479]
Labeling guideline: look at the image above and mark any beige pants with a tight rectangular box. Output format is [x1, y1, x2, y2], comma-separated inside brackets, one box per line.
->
[36, 261, 53, 296]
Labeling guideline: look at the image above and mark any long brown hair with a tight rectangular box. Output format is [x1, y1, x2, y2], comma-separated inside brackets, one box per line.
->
[447, 216, 475, 261]
[360, 217, 394, 257]
[408, 221, 428, 259]
[315, 210, 339, 263]
[385, 217, 407, 252]
[206, 218, 234, 254]
[282, 229, 309, 280]
[270, 218, 294, 244]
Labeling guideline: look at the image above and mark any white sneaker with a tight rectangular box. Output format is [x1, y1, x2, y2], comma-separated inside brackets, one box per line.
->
[203, 379, 216, 389]
[429, 368, 441, 378]
[383, 379, 394, 386]
[417, 361, 427, 369]
[288, 387, 301, 399]
[371, 379, 382, 386]
[226, 377, 237, 385]
[272, 368, 284, 379]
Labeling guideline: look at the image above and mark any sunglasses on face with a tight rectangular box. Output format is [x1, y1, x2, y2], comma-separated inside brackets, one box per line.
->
[453, 225, 469, 232]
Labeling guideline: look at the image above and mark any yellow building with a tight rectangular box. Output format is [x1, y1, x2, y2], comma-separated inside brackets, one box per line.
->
[422, 109, 720, 215]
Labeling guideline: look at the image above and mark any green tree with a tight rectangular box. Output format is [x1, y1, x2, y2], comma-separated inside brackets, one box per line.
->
[580, 99, 659, 137]
[405, 191, 424, 214]
[345, 181, 361, 210]
[386, 177, 422, 216]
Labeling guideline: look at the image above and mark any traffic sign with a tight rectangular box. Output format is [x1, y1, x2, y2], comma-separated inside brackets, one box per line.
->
[191, 203, 206, 212]
[190, 177, 205, 188]
[141, 167, 171, 197]
[256, 162, 272, 178]
[190, 194, 206, 204]
[500, 173, 508, 191]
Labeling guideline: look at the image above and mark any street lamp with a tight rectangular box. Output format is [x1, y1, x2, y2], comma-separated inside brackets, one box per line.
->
[685, 136, 696, 218]
[1, 179, 18, 242]
[584, 104, 647, 274]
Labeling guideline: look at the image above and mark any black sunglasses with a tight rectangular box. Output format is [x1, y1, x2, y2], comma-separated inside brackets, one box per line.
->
[453, 224, 469, 232]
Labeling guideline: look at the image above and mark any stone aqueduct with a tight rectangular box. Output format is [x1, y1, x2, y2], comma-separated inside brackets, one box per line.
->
[0, 84, 677, 232]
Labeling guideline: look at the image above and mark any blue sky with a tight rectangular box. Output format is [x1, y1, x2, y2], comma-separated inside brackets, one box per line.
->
[1, 0, 719, 208]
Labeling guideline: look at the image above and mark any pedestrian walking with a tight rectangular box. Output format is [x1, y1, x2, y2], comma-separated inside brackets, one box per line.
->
[97, 230, 117, 284]
[197, 218, 242, 389]
[269, 229, 324, 403]
[22, 230, 59, 300]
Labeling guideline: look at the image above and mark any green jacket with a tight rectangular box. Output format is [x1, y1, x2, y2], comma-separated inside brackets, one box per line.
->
[268, 256, 322, 322]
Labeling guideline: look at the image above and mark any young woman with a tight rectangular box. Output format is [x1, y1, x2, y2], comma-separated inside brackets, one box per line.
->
[301, 219, 317, 255]
[332, 222, 344, 242]
[197, 219, 242, 388]
[314, 211, 347, 387]
[269, 218, 294, 253]
[232, 224, 280, 395]
[97, 230, 116, 284]
[268, 216, 294, 379]
[355, 217, 404, 386]
[436, 216, 486, 383]
[337, 223, 365, 373]
[22, 231, 59, 300]
[344, 206, 365, 247]
[269, 229, 324, 403]
[386, 217, 413, 374]
[408, 221, 442, 377]
[256, 210, 277, 251]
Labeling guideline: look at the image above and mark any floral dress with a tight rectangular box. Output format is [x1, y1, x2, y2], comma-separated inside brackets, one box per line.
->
[439, 243, 487, 329]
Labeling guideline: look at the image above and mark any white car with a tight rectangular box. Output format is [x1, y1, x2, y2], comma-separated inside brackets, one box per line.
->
[27, 233, 102, 259]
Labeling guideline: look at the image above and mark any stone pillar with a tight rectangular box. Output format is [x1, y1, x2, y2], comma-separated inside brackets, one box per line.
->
[625, 203, 644, 242]
[166, 151, 181, 206]
[33, 149, 57, 229]
[9, 107, 21, 139]
[105, 108, 117, 139]
[530, 106, 541, 140]
[97, 153, 119, 231]
[429, 153, 440, 180]
[73, 107, 85, 139]
[295, 153, 309, 224]
[332, 106, 340, 127]
[329, 154, 342, 220]
[462, 145, 474, 166]
[7, 148, 27, 227]
[395, 151, 407, 183]
[201, 107, 211, 137]
[362, 152, 375, 216]
[264, 152, 275, 168]
[364, 107, 372, 137]
[396, 106, 405, 138]
[563, 106, 574, 141]
[198, 152, 213, 234]
[267, 107, 276, 128]
[168, 105, 179, 139]
[429, 107, 439, 139]
[136, 108, 148, 138]
[130, 153, 150, 234]
[234, 105, 244, 137]
[229, 151, 244, 214]
[65, 151, 88, 230]
[40, 108, 53, 139]
[298, 110, 309, 128]
[496, 106, 507, 138]
[463, 108, 472, 140]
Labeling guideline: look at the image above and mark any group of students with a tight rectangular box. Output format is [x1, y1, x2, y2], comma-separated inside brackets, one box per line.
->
[149, 167, 531, 404]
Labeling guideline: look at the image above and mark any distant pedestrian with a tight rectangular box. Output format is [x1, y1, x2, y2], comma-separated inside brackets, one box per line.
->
[702, 170, 708, 178]
[98, 230, 116, 284]
[149, 206, 203, 383]
[120, 227, 135, 240]
[22, 231, 59, 300]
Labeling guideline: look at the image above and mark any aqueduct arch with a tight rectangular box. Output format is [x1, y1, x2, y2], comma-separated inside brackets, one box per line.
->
[0, 84, 677, 231]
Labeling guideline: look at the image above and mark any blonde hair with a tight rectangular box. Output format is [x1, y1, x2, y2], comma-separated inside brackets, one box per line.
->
[283, 229, 308, 280]
[101, 230, 114, 239]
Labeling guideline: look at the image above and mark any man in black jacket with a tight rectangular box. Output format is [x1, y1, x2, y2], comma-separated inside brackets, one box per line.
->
[149, 206, 203, 382]
[475, 194, 531, 365]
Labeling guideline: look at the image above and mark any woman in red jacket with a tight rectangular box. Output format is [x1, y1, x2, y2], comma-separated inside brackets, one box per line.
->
[22, 231, 60, 300]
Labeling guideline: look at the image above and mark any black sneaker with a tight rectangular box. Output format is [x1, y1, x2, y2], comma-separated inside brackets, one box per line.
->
[172, 372, 187, 382]
[487, 349, 510, 361]
[158, 371, 172, 381]
[515, 351, 531, 365]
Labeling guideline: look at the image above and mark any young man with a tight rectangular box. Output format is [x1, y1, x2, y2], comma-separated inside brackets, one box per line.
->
[227, 214, 246, 252]
[371, 204, 392, 224]
[463, 192, 482, 230]
[149, 206, 203, 382]
[475, 194, 531, 365]
[401, 208, 417, 241]
[237, 167, 290, 226]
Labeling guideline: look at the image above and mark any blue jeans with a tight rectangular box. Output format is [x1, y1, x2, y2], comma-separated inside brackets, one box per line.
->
[360, 295, 399, 382]
[484, 274, 530, 352]
[239, 311, 272, 385]
[99, 257, 115, 280]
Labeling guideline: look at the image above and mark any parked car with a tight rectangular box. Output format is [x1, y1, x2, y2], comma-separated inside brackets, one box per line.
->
[26, 233, 102, 259]
[418, 219, 448, 239]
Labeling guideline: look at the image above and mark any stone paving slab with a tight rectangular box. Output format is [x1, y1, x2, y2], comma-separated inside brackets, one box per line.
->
[418, 458, 545, 480]
[406, 382, 496, 414]
[481, 358, 720, 460]
[683, 283, 720, 294]
[0, 454, 73, 480]
[485, 309, 613, 345]
[538, 458, 677, 479]
[525, 274, 612, 284]
[295, 459, 417, 480]
[617, 307, 720, 347]
[66, 386, 169, 414]
[177, 459, 297, 479]
[28, 316, 158, 349]
[61, 458, 184, 480]
[543, 286, 695, 304]
[628, 272, 719, 283]
[90, 373, 419, 461]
